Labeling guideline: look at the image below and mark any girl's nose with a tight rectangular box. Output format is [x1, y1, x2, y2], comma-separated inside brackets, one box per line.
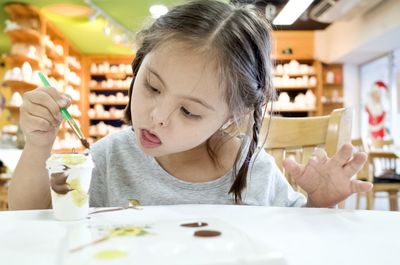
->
[150, 105, 172, 127]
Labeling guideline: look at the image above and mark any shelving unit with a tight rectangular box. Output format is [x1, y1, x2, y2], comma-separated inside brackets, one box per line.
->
[321, 64, 344, 115]
[82, 55, 134, 143]
[1, 2, 85, 152]
[271, 59, 321, 117]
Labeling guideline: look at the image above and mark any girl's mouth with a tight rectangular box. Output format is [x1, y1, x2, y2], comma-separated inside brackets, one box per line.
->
[140, 129, 162, 148]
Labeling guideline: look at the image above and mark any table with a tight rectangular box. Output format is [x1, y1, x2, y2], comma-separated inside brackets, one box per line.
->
[0, 205, 399, 265]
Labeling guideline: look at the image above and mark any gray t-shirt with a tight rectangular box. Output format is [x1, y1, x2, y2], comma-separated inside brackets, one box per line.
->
[89, 128, 306, 207]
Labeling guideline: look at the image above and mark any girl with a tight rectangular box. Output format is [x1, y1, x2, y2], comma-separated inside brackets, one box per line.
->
[8, 0, 372, 210]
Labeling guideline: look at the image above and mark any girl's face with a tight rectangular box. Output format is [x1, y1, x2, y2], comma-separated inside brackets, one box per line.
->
[131, 42, 230, 157]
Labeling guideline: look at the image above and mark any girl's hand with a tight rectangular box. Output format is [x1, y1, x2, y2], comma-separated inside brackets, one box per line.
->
[283, 144, 373, 208]
[20, 87, 71, 148]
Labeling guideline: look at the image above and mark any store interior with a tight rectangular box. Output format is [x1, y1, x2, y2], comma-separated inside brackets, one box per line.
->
[0, 0, 399, 212]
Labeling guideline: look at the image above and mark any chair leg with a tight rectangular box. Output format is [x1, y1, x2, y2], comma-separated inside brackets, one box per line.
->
[338, 200, 345, 209]
[366, 191, 374, 210]
[388, 191, 398, 211]
[356, 193, 361, 209]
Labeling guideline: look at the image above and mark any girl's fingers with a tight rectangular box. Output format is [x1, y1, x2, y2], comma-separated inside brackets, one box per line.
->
[343, 152, 367, 178]
[26, 90, 64, 122]
[350, 179, 373, 193]
[283, 156, 304, 179]
[331, 143, 353, 167]
[312, 148, 328, 165]
[22, 101, 60, 126]
[22, 112, 54, 132]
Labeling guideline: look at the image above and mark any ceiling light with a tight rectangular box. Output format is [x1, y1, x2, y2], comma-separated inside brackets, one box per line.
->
[273, 0, 314, 25]
[104, 25, 112, 36]
[149, 4, 168, 19]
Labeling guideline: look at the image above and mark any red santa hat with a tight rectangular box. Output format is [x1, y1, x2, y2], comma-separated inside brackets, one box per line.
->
[373, 80, 388, 91]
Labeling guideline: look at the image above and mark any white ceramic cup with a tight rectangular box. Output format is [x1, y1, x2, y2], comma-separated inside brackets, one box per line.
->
[46, 153, 95, 221]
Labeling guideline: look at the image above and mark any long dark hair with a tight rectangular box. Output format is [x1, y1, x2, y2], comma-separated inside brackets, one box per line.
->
[124, 0, 274, 203]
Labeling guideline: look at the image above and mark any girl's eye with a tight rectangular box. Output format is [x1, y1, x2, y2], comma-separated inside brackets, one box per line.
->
[145, 81, 160, 94]
[181, 107, 201, 119]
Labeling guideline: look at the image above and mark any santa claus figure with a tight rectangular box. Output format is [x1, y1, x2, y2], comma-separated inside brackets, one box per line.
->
[364, 81, 389, 139]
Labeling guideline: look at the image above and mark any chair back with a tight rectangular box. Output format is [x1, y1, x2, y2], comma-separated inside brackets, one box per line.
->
[261, 108, 352, 191]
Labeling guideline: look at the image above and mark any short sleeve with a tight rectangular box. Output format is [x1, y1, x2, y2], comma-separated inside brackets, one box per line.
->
[89, 138, 109, 207]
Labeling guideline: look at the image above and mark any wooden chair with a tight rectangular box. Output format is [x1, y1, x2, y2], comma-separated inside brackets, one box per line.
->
[353, 138, 400, 211]
[0, 178, 9, 211]
[260, 108, 353, 207]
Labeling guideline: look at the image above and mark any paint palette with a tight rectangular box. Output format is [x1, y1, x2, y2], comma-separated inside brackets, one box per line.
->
[64, 210, 287, 265]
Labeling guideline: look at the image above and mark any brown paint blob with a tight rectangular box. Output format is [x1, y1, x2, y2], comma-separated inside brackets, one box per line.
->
[180, 222, 208, 228]
[81, 139, 90, 149]
[193, 230, 221, 237]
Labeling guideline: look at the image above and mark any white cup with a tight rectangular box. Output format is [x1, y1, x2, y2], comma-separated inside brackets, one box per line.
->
[46, 153, 95, 221]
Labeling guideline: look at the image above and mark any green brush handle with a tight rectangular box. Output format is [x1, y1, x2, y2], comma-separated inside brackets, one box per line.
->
[38, 72, 71, 120]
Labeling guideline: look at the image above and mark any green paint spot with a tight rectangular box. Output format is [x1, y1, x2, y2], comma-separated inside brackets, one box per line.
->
[95, 249, 127, 260]
[110, 226, 148, 237]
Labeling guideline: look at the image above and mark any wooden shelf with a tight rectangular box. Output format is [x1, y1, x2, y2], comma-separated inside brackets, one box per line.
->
[90, 87, 129, 91]
[4, 105, 20, 111]
[275, 86, 316, 90]
[48, 71, 64, 79]
[89, 133, 107, 138]
[322, 102, 343, 105]
[6, 54, 40, 68]
[273, 72, 315, 77]
[6, 29, 41, 43]
[270, 108, 317, 113]
[67, 81, 81, 88]
[68, 63, 81, 73]
[91, 72, 132, 79]
[90, 101, 128, 106]
[323, 83, 343, 86]
[90, 116, 123, 121]
[45, 45, 64, 62]
[4, 3, 40, 19]
[2, 80, 37, 90]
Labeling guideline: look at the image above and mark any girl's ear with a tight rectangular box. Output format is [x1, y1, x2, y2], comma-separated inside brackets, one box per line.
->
[221, 119, 234, 130]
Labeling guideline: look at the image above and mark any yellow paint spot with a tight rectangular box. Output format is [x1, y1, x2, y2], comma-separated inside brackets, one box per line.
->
[59, 154, 87, 166]
[110, 226, 148, 237]
[95, 249, 127, 260]
[67, 178, 88, 207]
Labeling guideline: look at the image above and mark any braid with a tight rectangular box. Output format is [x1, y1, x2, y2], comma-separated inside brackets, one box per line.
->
[229, 102, 263, 204]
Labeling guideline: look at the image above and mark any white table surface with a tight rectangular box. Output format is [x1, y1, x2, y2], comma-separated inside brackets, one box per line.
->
[0, 205, 399, 265]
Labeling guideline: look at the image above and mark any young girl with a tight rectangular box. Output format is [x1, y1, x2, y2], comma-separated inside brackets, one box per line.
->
[8, 0, 372, 210]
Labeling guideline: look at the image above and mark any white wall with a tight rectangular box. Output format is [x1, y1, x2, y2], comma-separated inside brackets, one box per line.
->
[314, 0, 400, 65]
[343, 64, 361, 138]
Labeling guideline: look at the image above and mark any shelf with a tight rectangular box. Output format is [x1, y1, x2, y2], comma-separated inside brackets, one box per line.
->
[270, 108, 317, 113]
[322, 102, 343, 105]
[2, 80, 38, 90]
[4, 3, 40, 19]
[323, 83, 343, 87]
[6, 54, 40, 68]
[89, 133, 107, 138]
[48, 71, 64, 79]
[6, 29, 41, 43]
[67, 81, 81, 88]
[68, 63, 81, 73]
[90, 116, 123, 121]
[45, 46, 65, 62]
[273, 72, 315, 77]
[90, 87, 129, 91]
[4, 105, 20, 111]
[91, 72, 132, 79]
[90, 101, 128, 106]
[274, 86, 316, 90]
